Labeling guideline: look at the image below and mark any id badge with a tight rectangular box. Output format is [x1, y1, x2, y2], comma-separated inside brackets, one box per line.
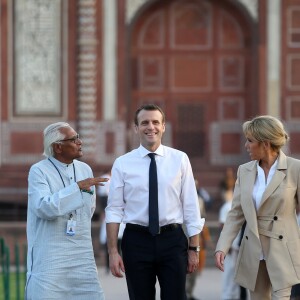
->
[66, 219, 76, 236]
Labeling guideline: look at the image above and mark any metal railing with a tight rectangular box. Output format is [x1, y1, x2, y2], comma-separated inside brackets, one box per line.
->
[0, 237, 27, 300]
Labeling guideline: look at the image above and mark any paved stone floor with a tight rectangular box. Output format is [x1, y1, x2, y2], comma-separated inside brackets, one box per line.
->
[99, 267, 222, 300]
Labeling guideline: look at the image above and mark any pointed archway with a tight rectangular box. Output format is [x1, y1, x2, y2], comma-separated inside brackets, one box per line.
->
[128, 0, 256, 185]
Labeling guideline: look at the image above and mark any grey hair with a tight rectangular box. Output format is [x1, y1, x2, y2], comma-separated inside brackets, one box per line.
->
[43, 122, 71, 157]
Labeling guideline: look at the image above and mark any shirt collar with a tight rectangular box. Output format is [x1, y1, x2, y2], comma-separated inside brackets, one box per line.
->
[50, 157, 74, 168]
[138, 144, 164, 158]
[256, 157, 279, 170]
[256, 157, 278, 184]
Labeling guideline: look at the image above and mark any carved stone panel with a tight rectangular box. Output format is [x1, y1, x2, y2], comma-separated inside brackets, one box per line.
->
[138, 56, 164, 90]
[287, 6, 300, 47]
[219, 55, 245, 91]
[170, 1, 212, 50]
[219, 10, 244, 49]
[281, 1, 300, 155]
[287, 54, 300, 91]
[170, 56, 212, 92]
[287, 96, 300, 120]
[176, 104, 205, 158]
[138, 11, 165, 49]
[210, 121, 247, 165]
[219, 97, 244, 120]
[14, 0, 62, 116]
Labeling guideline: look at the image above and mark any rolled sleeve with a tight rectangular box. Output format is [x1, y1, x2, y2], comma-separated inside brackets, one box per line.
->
[181, 154, 205, 237]
[186, 218, 205, 237]
[105, 159, 125, 224]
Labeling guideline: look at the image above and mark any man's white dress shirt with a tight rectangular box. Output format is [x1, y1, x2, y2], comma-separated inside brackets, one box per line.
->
[106, 144, 204, 237]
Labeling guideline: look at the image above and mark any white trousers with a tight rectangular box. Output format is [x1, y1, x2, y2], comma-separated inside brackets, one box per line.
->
[222, 249, 240, 300]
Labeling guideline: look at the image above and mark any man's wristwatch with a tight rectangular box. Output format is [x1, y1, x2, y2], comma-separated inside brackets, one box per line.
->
[188, 246, 200, 252]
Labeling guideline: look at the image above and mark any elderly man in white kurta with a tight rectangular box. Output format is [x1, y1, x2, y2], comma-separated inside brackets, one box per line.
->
[25, 122, 107, 300]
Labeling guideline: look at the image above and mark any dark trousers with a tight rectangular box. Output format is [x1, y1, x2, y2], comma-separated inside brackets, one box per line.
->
[121, 225, 188, 300]
[291, 284, 300, 300]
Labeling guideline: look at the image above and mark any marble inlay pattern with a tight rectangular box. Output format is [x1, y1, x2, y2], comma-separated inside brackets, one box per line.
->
[77, 0, 98, 159]
[14, 0, 61, 115]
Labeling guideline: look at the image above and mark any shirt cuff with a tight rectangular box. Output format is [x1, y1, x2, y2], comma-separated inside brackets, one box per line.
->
[186, 218, 205, 237]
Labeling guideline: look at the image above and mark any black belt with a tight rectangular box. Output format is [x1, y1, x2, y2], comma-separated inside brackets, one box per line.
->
[126, 223, 181, 234]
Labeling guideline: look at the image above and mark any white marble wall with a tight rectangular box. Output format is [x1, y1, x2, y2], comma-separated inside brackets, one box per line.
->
[126, 0, 148, 23]
[125, 0, 258, 23]
[76, 0, 98, 158]
[103, 0, 117, 121]
[267, 0, 281, 117]
[238, 0, 258, 20]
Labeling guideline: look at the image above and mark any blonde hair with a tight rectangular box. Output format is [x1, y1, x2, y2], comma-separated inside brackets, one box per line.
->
[243, 115, 289, 152]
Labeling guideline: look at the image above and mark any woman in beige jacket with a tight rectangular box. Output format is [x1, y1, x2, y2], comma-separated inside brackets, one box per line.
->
[215, 115, 300, 300]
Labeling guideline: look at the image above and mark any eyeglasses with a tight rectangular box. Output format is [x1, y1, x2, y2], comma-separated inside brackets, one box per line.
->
[57, 134, 81, 144]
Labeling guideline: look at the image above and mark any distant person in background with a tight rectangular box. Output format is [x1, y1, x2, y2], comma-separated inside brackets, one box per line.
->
[25, 122, 107, 300]
[100, 220, 125, 273]
[219, 189, 242, 300]
[198, 185, 213, 211]
[97, 170, 111, 221]
[219, 167, 236, 202]
[186, 179, 212, 300]
[97, 170, 111, 272]
[219, 169, 247, 300]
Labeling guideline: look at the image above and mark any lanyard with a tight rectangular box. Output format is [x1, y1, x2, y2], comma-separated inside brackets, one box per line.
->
[48, 158, 93, 196]
[48, 158, 77, 218]
[48, 158, 76, 187]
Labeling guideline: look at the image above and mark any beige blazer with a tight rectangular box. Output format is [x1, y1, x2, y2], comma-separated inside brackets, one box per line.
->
[216, 151, 300, 291]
